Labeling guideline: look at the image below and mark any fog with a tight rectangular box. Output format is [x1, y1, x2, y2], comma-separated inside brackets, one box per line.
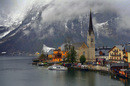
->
[0, 0, 130, 30]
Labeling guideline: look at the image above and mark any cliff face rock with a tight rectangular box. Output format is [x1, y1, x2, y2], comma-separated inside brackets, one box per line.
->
[0, 1, 129, 54]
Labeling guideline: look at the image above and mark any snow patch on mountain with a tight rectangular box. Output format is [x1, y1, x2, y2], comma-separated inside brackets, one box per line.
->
[95, 21, 108, 30]
[94, 21, 111, 37]
[42, 44, 55, 53]
[0, 27, 16, 39]
[64, 22, 69, 32]
[0, 30, 11, 39]
[23, 30, 30, 36]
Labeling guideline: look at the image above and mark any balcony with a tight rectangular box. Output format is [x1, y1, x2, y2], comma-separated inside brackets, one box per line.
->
[110, 53, 121, 56]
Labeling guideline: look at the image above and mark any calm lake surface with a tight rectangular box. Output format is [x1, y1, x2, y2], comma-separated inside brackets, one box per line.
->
[0, 56, 130, 86]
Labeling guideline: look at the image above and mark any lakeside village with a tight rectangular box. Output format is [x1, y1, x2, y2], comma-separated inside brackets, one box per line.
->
[32, 11, 130, 79]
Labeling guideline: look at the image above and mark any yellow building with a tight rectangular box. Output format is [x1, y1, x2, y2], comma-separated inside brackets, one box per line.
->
[109, 45, 125, 63]
[128, 52, 130, 63]
[126, 45, 130, 67]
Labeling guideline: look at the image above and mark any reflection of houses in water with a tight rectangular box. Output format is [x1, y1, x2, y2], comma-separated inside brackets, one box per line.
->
[111, 74, 128, 84]
[110, 63, 129, 71]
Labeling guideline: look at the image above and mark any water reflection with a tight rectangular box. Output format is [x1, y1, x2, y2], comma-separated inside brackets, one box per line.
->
[110, 74, 130, 86]
[0, 56, 129, 86]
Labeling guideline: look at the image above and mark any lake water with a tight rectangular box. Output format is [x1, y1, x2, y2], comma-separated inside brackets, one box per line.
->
[0, 56, 130, 86]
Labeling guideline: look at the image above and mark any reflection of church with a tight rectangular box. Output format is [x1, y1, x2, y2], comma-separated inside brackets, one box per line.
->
[73, 11, 95, 62]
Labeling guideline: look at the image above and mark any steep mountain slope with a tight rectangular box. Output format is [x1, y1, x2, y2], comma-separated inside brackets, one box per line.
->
[0, 1, 129, 55]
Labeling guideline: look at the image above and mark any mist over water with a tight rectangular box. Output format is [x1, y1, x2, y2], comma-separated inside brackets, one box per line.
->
[0, 56, 129, 86]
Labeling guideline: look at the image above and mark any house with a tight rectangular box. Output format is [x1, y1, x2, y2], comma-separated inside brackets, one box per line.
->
[95, 46, 111, 65]
[125, 45, 130, 68]
[109, 45, 125, 63]
[48, 47, 68, 62]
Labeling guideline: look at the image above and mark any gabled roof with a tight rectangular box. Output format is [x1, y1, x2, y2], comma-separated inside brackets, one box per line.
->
[95, 49, 110, 56]
[116, 45, 125, 51]
[72, 42, 88, 50]
[108, 45, 125, 53]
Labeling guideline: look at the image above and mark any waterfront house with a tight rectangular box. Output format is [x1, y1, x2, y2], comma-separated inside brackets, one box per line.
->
[48, 47, 68, 62]
[109, 45, 125, 63]
[125, 45, 130, 68]
[95, 46, 111, 65]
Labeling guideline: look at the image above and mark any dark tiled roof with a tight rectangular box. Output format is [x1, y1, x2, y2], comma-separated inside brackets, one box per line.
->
[88, 10, 94, 35]
[125, 45, 130, 52]
[115, 45, 125, 51]
[95, 50, 109, 56]
[95, 47, 111, 56]
[108, 45, 125, 53]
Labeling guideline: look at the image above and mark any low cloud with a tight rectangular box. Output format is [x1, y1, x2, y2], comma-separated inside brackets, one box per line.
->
[41, 0, 117, 23]
[0, 0, 130, 31]
[40, 0, 130, 31]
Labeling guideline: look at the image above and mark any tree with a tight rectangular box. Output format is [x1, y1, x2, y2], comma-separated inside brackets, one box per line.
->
[38, 53, 47, 60]
[80, 55, 86, 65]
[66, 46, 77, 63]
[70, 47, 76, 63]
[66, 52, 71, 62]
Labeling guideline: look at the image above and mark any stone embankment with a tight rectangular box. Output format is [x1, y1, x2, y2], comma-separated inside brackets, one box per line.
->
[73, 65, 110, 73]
[87, 65, 109, 72]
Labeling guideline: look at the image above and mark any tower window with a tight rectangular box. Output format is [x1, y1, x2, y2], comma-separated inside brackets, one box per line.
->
[83, 51, 85, 56]
[91, 38, 93, 42]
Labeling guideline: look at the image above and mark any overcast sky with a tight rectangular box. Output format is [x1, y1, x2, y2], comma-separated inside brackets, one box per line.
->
[0, 0, 130, 30]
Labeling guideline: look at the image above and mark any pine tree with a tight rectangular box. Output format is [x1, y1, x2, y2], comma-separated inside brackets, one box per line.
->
[70, 46, 76, 63]
[66, 52, 71, 62]
[38, 53, 47, 60]
[66, 46, 76, 63]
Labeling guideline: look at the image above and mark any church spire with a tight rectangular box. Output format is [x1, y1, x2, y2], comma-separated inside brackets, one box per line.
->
[88, 10, 94, 35]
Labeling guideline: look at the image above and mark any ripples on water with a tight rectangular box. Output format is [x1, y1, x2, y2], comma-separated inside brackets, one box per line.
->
[0, 56, 129, 86]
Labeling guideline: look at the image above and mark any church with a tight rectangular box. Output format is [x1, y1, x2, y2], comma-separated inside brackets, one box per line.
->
[72, 11, 95, 62]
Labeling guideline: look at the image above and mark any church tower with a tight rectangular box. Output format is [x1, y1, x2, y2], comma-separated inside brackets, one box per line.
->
[87, 10, 95, 61]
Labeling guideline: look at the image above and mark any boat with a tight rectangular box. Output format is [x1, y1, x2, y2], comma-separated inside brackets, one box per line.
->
[48, 64, 68, 71]
[37, 62, 47, 66]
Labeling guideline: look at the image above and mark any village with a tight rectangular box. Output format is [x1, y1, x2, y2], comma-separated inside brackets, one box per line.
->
[32, 11, 130, 79]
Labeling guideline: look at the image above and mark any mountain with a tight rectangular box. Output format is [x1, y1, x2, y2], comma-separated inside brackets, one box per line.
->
[42, 44, 55, 54]
[0, 1, 130, 55]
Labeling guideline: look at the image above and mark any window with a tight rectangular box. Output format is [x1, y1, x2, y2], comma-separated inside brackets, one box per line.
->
[91, 38, 93, 42]
[83, 51, 85, 56]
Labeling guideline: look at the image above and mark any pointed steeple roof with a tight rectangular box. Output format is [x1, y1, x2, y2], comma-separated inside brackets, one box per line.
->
[88, 10, 94, 35]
